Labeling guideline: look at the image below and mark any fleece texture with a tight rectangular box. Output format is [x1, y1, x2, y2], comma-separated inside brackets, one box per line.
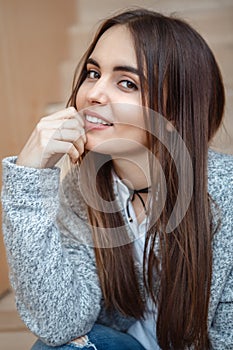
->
[1, 149, 233, 349]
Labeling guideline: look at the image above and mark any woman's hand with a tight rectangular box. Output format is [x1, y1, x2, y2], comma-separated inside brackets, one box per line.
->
[17, 107, 86, 168]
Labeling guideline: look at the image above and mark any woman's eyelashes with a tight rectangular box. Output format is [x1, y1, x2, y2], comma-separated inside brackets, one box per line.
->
[85, 66, 138, 92]
[118, 79, 138, 91]
[86, 69, 100, 80]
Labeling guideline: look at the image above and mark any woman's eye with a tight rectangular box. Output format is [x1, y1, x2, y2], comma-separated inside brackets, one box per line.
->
[119, 80, 137, 91]
[86, 70, 100, 80]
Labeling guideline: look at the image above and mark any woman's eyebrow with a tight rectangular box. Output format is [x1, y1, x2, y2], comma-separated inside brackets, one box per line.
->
[86, 58, 100, 68]
[86, 57, 139, 76]
[113, 65, 139, 76]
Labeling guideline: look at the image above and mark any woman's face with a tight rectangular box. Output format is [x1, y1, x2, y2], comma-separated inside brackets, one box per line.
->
[76, 25, 148, 157]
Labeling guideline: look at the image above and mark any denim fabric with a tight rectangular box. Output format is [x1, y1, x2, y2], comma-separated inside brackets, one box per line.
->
[31, 324, 146, 350]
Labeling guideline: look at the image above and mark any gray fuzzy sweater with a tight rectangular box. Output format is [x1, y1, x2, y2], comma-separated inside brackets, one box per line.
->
[1, 149, 233, 349]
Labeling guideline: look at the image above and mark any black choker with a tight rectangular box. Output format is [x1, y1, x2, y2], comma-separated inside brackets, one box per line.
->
[126, 187, 150, 223]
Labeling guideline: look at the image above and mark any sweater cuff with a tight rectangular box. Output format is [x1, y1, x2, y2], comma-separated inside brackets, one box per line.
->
[2, 156, 61, 202]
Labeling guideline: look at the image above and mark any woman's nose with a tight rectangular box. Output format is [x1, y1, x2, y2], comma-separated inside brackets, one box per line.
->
[86, 79, 109, 105]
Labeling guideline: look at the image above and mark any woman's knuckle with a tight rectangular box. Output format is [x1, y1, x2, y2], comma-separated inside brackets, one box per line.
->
[68, 106, 77, 115]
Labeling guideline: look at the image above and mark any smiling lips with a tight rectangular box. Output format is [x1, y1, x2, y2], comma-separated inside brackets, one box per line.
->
[84, 110, 113, 131]
[85, 115, 113, 126]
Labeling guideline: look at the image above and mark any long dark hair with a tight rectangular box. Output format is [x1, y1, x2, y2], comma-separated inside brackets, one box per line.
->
[68, 9, 225, 350]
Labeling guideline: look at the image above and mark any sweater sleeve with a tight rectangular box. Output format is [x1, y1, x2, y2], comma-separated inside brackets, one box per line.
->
[208, 150, 233, 349]
[1, 157, 102, 346]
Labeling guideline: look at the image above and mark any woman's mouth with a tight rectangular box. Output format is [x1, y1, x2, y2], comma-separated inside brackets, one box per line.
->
[85, 115, 113, 126]
[84, 110, 114, 131]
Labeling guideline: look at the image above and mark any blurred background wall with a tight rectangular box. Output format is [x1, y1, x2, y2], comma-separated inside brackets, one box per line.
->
[0, 0, 77, 296]
[0, 0, 233, 294]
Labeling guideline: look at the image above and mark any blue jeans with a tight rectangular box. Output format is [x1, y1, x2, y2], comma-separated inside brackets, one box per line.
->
[31, 324, 145, 350]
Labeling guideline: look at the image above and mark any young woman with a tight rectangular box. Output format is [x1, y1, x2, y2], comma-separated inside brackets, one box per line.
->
[2, 8, 233, 350]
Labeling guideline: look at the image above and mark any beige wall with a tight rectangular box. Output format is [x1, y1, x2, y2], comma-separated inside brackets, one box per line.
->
[0, 0, 76, 295]
[0, 0, 76, 156]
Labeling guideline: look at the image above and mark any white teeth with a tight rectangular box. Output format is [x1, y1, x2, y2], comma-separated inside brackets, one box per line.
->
[85, 115, 112, 126]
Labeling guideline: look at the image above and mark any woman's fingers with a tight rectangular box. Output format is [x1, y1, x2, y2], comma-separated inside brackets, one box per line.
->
[39, 125, 86, 167]
[43, 106, 83, 124]
[42, 140, 82, 167]
[17, 107, 87, 168]
[39, 113, 84, 131]
[53, 128, 85, 143]
[53, 128, 86, 163]
[73, 132, 86, 158]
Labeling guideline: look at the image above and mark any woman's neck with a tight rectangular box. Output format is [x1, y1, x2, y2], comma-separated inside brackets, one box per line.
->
[112, 154, 150, 191]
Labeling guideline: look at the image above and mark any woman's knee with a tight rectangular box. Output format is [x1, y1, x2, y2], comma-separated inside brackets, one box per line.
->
[31, 324, 145, 350]
[31, 336, 97, 350]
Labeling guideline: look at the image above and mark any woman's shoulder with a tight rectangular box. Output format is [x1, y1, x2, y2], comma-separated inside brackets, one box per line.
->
[207, 148, 232, 236]
[208, 147, 233, 174]
[208, 148, 233, 199]
[207, 148, 233, 255]
[207, 150, 232, 341]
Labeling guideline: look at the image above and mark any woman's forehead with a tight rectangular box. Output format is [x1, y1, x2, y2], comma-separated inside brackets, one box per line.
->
[90, 25, 137, 66]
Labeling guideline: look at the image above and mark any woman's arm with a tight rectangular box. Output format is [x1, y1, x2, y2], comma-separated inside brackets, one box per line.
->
[209, 268, 233, 349]
[208, 149, 233, 349]
[1, 157, 102, 346]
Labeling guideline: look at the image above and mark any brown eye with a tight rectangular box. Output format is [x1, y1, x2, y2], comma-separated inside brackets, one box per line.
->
[87, 70, 100, 79]
[119, 80, 137, 91]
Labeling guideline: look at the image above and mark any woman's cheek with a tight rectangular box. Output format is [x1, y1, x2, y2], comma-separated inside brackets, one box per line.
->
[75, 87, 86, 110]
